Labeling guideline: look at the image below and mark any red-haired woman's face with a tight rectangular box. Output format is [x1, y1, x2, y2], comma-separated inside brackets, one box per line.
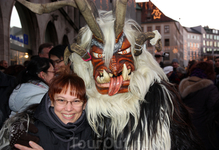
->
[51, 86, 85, 124]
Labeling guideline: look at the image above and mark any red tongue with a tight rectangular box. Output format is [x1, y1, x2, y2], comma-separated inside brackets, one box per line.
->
[108, 75, 123, 96]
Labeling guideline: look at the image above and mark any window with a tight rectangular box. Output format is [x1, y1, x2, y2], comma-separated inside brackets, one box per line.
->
[203, 34, 205, 38]
[214, 42, 217, 47]
[203, 47, 206, 53]
[188, 42, 190, 47]
[191, 43, 193, 47]
[206, 34, 209, 39]
[207, 41, 209, 46]
[155, 26, 160, 33]
[164, 25, 169, 33]
[214, 35, 217, 40]
[210, 35, 213, 39]
[197, 44, 199, 48]
[197, 36, 199, 40]
[147, 26, 152, 32]
[188, 34, 190, 39]
[194, 43, 196, 47]
[203, 40, 205, 46]
[165, 39, 169, 46]
[210, 41, 213, 46]
[217, 36, 219, 40]
[218, 42, 219, 47]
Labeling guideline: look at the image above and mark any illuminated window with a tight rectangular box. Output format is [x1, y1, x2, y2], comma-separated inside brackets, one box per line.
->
[214, 42, 217, 47]
[165, 39, 169, 46]
[197, 44, 199, 48]
[203, 40, 205, 46]
[203, 47, 206, 53]
[188, 34, 190, 39]
[203, 34, 205, 38]
[155, 26, 160, 33]
[164, 25, 169, 33]
[217, 36, 219, 40]
[218, 42, 219, 47]
[207, 41, 209, 46]
[147, 26, 152, 32]
[210, 35, 213, 39]
[210, 41, 213, 46]
[188, 42, 190, 47]
[214, 35, 217, 40]
[191, 43, 193, 47]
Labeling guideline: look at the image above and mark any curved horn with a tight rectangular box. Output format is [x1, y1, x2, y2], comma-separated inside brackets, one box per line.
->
[17, 0, 77, 15]
[134, 31, 162, 56]
[75, 0, 104, 42]
[64, 43, 91, 65]
[114, 0, 128, 39]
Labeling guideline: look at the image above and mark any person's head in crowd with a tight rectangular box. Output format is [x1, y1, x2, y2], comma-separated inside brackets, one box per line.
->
[38, 43, 53, 58]
[190, 61, 215, 81]
[176, 66, 187, 79]
[17, 57, 55, 85]
[49, 45, 71, 74]
[163, 66, 173, 78]
[0, 60, 8, 69]
[23, 60, 30, 68]
[215, 56, 219, 68]
[172, 58, 179, 69]
[48, 73, 87, 124]
[4, 65, 25, 77]
[187, 60, 197, 75]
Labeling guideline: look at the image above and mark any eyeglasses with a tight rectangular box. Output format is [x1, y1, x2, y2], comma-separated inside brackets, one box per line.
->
[55, 99, 83, 107]
[52, 59, 63, 65]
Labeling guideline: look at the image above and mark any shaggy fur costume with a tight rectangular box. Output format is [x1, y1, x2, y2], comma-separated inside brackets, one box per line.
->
[70, 10, 202, 150]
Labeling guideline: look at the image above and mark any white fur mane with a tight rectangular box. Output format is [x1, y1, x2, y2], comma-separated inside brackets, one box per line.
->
[69, 10, 171, 149]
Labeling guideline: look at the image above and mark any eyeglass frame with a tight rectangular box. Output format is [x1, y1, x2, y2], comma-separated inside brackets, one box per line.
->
[54, 99, 84, 107]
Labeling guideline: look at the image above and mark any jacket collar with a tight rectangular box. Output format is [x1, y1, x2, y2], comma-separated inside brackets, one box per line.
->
[178, 76, 213, 98]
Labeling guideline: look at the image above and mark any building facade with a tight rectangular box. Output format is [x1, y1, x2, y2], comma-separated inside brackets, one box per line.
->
[138, 1, 184, 67]
[0, 0, 136, 66]
[202, 26, 219, 61]
[183, 26, 202, 67]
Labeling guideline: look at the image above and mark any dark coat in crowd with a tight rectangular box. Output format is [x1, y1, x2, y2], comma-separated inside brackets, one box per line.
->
[0, 71, 16, 128]
[179, 76, 219, 150]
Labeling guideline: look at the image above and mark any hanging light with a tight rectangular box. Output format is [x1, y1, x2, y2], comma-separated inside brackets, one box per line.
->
[24, 53, 29, 58]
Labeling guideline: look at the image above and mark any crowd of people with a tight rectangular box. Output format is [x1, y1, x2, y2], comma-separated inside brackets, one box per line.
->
[0, 1, 219, 149]
[1, 41, 219, 149]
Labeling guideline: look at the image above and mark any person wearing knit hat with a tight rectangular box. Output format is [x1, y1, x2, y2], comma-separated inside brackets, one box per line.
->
[172, 58, 179, 71]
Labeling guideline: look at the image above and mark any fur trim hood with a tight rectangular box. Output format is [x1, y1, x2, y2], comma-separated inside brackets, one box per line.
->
[179, 76, 214, 98]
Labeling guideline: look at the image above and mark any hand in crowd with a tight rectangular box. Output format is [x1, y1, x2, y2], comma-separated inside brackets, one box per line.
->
[15, 141, 43, 150]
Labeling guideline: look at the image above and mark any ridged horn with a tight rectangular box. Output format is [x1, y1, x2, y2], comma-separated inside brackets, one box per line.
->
[114, 0, 128, 39]
[64, 43, 91, 65]
[134, 32, 162, 56]
[75, 0, 104, 42]
[17, 0, 77, 15]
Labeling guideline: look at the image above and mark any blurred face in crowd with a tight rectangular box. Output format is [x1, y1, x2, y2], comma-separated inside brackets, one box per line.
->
[50, 55, 65, 73]
[172, 62, 179, 69]
[1, 60, 8, 68]
[39, 47, 53, 58]
[215, 58, 219, 68]
[51, 86, 86, 124]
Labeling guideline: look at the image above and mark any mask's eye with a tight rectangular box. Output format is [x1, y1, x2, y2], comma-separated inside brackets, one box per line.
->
[93, 52, 105, 58]
[118, 48, 131, 55]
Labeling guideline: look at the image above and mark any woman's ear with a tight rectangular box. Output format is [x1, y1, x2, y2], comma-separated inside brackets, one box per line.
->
[83, 102, 87, 110]
[38, 71, 45, 80]
[51, 100, 54, 107]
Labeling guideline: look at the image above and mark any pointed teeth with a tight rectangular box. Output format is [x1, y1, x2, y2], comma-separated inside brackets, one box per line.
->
[96, 70, 110, 84]
[122, 64, 132, 81]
